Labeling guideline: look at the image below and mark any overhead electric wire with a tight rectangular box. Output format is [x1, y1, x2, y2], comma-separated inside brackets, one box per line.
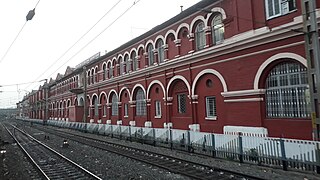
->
[0, 0, 41, 64]
[44, 0, 142, 81]
[0, 79, 47, 87]
[25, 0, 123, 90]
[0, 22, 27, 64]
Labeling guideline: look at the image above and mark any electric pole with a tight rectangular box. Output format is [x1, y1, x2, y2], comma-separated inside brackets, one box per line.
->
[302, 0, 320, 140]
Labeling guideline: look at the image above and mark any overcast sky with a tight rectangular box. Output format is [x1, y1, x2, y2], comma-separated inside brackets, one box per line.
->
[0, 0, 201, 108]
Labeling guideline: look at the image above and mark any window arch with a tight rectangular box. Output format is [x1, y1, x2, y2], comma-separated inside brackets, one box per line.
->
[131, 51, 138, 71]
[119, 57, 124, 75]
[91, 70, 94, 84]
[212, 14, 224, 44]
[111, 93, 118, 116]
[136, 89, 146, 116]
[265, 62, 310, 118]
[124, 55, 130, 73]
[103, 63, 107, 80]
[195, 21, 206, 50]
[93, 96, 98, 117]
[109, 63, 113, 78]
[147, 44, 154, 66]
[156, 39, 165, 64]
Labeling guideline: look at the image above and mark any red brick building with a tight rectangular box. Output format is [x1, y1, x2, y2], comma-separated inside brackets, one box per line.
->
[20, 0, 318, 140]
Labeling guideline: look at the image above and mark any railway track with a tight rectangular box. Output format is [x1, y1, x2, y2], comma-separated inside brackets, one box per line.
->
[31, 124, 265, 180]
[2, 123, 102, 180]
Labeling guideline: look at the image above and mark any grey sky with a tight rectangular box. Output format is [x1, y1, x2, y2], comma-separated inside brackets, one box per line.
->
[0, 0, 200, 108]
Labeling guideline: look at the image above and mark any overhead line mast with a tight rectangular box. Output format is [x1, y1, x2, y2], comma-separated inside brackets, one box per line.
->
[302, 0, 320, 140]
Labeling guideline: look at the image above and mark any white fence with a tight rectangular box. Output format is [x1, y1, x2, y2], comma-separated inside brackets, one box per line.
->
[21, 118, 320, 173]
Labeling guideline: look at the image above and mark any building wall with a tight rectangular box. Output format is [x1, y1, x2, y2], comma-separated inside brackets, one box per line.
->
[26, 0, 320, 140]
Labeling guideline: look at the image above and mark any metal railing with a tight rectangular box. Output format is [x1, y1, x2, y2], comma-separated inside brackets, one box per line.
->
[20, 118, 320, 174]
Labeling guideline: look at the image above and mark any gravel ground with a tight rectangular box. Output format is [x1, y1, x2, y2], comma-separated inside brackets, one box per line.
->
[3, 119, 320, 180]
[0, 121, 42, 180]
[44, 125, 320, 180]
[14, 121, 189, 180]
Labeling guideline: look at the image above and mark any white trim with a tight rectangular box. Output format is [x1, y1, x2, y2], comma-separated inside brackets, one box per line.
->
[107, 90, 118, 104]
[253, 53, 307, 90]
[130, 84, 146, 102]
[224, 98, 264, 102]
[146, 80, 166, 99]
[221, 89, 265, 97]
[205, 116, 217, 120]
[167, 75, 191, 98]
[176, 23, 190, 39]
[190, 15, 207, 32]
[191, 69, 227, 96]
[119, 87, 131, 101]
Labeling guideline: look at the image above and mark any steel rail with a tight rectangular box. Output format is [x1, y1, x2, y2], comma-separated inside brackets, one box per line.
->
[38, 125, 265, 180]
[5, 123, 102, 180]
[1, 123, 49, 180]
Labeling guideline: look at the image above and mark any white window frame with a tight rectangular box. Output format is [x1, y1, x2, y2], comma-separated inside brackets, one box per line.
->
[103, 105, 107, 117]
[212, 14, 224, 45]
[205, 96, 217, 120]
[155, 100, 161, 118]
[124, 103, 129, 117]
[265, 0, 297, 19]
[94, 99, 99, 117]
[136, 89, 146, 116]
[157, 40, 165, 64]
[111, 94, 118, 116]
[195, 22, 206, 50]
[177, 93, 187, 114]
[147, 45, 154, 66]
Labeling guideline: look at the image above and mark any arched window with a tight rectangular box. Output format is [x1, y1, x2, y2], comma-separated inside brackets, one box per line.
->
[265, 62, 310, 118]
[91, 70, 94, 84]
[131, 51, 138, 71]
[111, 94, 118, 116]
[119, 57, 124, 75]
[195, 21, 206, 50]
[156, 40, 164, 64]
[93, 96, 98, 117]
[95, 67, 98, 82]
[147, 44, 154, 66]
[103, 64, 107, 80]
[87, 71, 91, 85]
[136, 89, 146, 116]
[125, 55, 130, 73]
[109, 63, 113, 78]
[212, 14, 224, 44]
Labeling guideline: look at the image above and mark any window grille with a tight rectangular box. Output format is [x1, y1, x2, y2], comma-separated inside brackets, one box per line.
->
[178, 93, 187, 113]
[157, 40, 164, 63]
[132, 51, 138, 71]
[195, 22, 206, 50]
[120, 58, 124, 75]
[109, 66, 113, 78]
[266, 62, 310, 118]
[265, 0, 296, 19]
[155, 100, 161, 117]
[103, 65, 107, 80]
[124, 103, 128, 117]
[206, 96, 216, 118]
[136, 89, 146, 116]
[103, 105, 107, 116]
[94, 98, 99, 116]
[148, 45, 154, 66]
[111, 94, 118, 116]
[125, 56, 130, 73]
[212, 14, 224, 44]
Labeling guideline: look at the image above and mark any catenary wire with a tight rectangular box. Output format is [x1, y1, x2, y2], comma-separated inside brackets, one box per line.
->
[0, 0, 42, 64]
[31, 0, 141, 90]
[25, 0, 123, 90]
[0, 21, 27, 64]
